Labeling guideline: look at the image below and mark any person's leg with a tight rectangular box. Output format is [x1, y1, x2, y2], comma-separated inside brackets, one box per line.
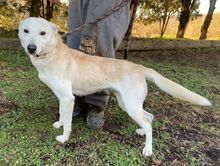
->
[67, 0, 131, 129]
[84, 91, 109, 130]
[67, 0, 88, 118]
[67, 0, 82, 49]
[82, 24, 114, 129]
[82, 0, 131, 129]
[76, 0, 107, 130]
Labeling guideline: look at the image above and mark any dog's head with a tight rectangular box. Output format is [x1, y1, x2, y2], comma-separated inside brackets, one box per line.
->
[18, 17, 60, 57]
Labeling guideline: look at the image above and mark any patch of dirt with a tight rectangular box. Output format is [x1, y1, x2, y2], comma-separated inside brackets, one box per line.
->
[0, 89, 4, 97]
[205, 86, 220, 95]
[205, 147, 220, 163]
[149, 101, 220, 165]
[103, 120, 123, 135]
[103, 120, 143, 147]
[168, 125, 220, 165]
[58, 119, 143, 153]
[0, 99, 18, 115]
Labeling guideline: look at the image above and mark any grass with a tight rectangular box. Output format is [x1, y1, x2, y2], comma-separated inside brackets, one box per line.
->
[0, 48, 219, 165]
[0, 30, 18, 39]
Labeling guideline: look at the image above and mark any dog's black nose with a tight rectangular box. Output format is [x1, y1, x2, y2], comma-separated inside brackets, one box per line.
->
[27, 44, 37, 54]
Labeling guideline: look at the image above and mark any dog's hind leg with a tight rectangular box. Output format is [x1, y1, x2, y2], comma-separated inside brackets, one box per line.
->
[144, 111, 154, 123]
[136, 111, 154, 136]
[126, 106, 153, 156]
[116, 81, 152, 156]
[115, 93, 126, 111]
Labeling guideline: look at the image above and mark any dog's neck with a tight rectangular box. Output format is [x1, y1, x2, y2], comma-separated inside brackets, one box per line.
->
[55, 33, 66, 50]
[30, 34, 69, 72]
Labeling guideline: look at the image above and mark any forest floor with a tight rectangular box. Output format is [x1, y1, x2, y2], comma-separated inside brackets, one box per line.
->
[0, 47, 219, 165]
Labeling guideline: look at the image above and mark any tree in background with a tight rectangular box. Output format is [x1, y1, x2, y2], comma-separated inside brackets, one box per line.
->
[29, 0, 41, 17]
[176, 0, 200, 38]
[0, 0, 29, 30]
[50, 2, 68, 31]
[29, 0, 54, 20]
[200, 0, 217, 40]
[0, 0, 67, 31]
[139, 0, 181, 37]
[29, 0, 68, 30]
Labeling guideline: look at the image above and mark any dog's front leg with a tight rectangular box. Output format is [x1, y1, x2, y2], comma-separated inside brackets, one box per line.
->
[55, 96, 75, 143]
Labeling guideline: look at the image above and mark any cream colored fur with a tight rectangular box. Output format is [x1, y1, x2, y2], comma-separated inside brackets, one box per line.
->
[18, 17, 211, 157]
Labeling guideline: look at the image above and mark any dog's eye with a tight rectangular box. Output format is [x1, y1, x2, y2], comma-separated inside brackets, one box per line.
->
[24, 29, 29, 33]
[40, 31, 46, 36]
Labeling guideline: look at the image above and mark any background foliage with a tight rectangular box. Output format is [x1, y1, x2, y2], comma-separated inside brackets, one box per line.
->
[0, 0, 68, 31]
[0, 0, 219, 39]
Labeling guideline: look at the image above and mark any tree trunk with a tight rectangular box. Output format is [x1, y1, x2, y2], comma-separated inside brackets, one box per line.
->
[176, 0, 196, 38]
[160, 14, 170, 37]
[29, 0, 41, 17]
[41, 0, 45, 18]
[123, 0, 139, 59]
[46, 0, 53, 21]
[199, 0, 217, 40]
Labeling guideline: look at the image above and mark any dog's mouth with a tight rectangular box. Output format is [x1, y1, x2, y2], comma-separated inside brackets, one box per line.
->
[30, 52, 48, 58]
[33, 54, 40, 57]
[28, 52, 39, 57]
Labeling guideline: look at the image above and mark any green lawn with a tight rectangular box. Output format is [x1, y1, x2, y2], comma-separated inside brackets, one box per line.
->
[0, 49, 219, 165]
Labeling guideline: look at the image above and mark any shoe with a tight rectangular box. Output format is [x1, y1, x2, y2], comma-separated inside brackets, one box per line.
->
[86, 105, 105, 130]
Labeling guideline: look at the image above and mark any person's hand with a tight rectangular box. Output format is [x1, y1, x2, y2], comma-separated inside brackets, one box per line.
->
[49, 0, 60, 4]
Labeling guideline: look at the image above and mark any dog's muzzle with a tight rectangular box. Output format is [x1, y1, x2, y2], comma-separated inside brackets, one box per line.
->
[27, 44, 37, 54]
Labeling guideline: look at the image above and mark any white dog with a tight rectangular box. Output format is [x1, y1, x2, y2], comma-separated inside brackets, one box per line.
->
[18, 17, 211, 157]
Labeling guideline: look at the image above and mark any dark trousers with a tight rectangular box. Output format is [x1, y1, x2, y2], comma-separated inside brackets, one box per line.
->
[67, 0, 131, 110]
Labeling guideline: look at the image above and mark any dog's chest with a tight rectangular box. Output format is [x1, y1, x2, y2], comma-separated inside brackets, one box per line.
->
[38, 71, 58, 90]
[36, 64, 112, 97]
[39, 73, 103, 97]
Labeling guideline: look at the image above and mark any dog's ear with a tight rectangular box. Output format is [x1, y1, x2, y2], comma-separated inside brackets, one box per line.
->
[50, 22, 60, 33]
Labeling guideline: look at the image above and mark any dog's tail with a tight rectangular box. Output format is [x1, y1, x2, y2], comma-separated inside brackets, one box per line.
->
[144, 68, 211, 106]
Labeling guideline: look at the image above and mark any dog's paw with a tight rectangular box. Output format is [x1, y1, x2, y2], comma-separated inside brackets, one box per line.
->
[142, 145, 152, 157]
[53, 121, 63, 129]
[136, 128, 145, 136]
[56, 135, 68, 143]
